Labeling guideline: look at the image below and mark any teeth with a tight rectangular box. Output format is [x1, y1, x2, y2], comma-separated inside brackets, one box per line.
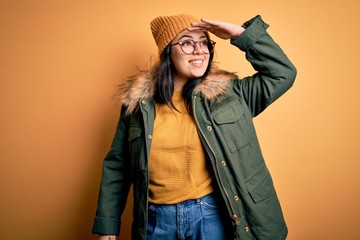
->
[191, 60, 203, 64]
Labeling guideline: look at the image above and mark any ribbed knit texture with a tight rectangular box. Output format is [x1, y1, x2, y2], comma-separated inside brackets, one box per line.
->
[150, 14, 199, 55]
[148, 91, 213, 204]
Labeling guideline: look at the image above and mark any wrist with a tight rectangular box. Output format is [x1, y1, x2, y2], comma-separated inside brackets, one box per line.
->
[231, 27, 245, 40]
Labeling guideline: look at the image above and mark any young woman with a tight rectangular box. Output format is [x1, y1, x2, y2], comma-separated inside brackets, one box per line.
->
[92, 14, 297, 240]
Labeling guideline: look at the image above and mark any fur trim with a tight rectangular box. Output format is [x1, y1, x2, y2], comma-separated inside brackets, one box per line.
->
[113, 65, 238, 114]
[193, 67, 238, 99]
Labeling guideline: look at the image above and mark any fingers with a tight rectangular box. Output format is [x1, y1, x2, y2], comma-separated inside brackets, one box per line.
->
[188, 21, 216, 33]
[189, 19, 218, 29]
[187, 24, 208, 32]
[200, 18, 221, 26]
[188, 18, 243, 40]
[187, 26, 207, 32]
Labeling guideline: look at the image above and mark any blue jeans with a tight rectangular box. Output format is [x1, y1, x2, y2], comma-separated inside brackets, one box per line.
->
[146, 193, 230, 240]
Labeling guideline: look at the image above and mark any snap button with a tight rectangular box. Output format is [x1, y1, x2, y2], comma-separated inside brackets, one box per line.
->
[232, 215, 240, 225]
[221, 160, 226, 166]
[141, 100, 146, 104]
[245, 226, 250, 232]
[147, 134, 152, 139]
[207, 126, 212, 131]
[234, 195, 239, 201]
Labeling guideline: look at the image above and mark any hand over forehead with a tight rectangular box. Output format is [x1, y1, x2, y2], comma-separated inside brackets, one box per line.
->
[188, 19, 245, 40]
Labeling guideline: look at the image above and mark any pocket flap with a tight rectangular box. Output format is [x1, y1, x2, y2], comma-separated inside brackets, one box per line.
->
[128, 127, 142, 141]
[212, 101, 244, 124]
[246, 165, 275, 203]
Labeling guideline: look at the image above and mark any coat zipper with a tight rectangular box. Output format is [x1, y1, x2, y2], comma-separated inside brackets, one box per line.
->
[192, 95, 240, 225]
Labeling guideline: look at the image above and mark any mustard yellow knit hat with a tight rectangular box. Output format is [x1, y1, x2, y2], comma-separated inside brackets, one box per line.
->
[150, 14, 199, 55]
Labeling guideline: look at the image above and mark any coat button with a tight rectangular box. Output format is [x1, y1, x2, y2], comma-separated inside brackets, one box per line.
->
[245, 226, 250, 232]
[207, 126, 212, 131]
[234, 195, 239, 201]
[141, 100, 146, 104]
[148, 134, 152, 139]
[221, 160, 226, 166]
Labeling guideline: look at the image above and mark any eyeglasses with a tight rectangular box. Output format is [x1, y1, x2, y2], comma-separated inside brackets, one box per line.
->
[170, 39, 216, 55]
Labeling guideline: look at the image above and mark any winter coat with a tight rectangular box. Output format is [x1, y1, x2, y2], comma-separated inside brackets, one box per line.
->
[92, 15, 297, 240]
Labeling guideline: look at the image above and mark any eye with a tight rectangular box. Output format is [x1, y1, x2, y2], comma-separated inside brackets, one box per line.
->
[180, 40, 194, 47]
[199, 40, 209, 46]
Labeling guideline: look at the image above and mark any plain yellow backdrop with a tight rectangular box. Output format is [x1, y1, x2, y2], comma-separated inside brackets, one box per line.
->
[1, 0, 359, 239]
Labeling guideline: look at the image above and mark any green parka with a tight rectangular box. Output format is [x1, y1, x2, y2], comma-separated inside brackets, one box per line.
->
[92, 15, 297, 240]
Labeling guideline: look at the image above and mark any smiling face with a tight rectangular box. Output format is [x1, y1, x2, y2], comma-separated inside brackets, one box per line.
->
[170, 30, 211, 88]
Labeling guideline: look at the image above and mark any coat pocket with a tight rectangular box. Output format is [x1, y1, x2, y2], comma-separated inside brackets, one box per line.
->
[212, 100, 251, 152]
[127, 126, 143, 169]
[128, 126, 142, 141]
[246, 165, 275, 203]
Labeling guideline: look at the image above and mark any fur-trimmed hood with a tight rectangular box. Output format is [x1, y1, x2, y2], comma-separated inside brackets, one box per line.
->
[114, 65, 238, 114]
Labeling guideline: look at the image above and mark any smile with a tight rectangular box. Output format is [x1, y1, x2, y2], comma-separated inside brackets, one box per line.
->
[189, 59, 204, 66]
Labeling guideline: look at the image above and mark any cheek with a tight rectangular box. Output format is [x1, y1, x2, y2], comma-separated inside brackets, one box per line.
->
[204, 58, 210, 67]
[170, 52, 186, 70]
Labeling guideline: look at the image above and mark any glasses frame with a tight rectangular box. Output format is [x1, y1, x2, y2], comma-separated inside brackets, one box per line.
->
[170, 39, 216, 55]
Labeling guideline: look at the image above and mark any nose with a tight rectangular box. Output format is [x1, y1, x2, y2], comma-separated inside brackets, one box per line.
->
[193, 41, 203, 54]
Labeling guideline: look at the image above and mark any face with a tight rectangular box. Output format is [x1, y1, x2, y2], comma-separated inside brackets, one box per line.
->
[170, 30, 211, 83]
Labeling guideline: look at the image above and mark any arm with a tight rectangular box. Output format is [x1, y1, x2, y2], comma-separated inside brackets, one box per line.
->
[190, 15, 297, 116]
[92, 106, 132, 236]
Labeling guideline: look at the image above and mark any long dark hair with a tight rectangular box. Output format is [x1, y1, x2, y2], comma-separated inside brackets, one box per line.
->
[153, 35, 215, 115]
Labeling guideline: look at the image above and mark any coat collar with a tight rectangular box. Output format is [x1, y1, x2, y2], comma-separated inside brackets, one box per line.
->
[114, 64, 238, 114]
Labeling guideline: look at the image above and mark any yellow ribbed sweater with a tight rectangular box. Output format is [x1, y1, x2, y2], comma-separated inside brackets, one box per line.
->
[148, 91, 213, 204]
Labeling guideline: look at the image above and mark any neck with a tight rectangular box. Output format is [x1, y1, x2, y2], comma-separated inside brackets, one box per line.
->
[173, 76, 188, 91]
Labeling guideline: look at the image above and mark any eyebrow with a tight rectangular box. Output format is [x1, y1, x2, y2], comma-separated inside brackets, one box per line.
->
[178, 34, 207, 41]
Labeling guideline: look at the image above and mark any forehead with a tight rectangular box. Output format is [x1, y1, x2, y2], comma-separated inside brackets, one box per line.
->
[173, 29, 207, 41]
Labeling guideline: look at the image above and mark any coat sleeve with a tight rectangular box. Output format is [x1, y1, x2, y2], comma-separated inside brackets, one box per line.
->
[92, 105, 132, 236]
[231, 15, 297, 117]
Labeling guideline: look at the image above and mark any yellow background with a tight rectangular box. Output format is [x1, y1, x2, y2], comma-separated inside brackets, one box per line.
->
[1, 0, 359, 239]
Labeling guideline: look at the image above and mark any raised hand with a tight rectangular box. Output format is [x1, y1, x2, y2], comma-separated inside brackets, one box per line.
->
[188, 18, 245, 40]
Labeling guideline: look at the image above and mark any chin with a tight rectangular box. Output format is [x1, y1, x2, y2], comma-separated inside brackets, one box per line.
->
[191, 70, 207, 78]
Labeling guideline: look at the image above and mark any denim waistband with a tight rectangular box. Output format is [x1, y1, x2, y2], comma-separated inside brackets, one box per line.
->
[149, 192, 217, 206]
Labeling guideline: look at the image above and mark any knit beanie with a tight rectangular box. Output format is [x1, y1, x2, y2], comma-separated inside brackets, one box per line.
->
[150, 14, 199, 55]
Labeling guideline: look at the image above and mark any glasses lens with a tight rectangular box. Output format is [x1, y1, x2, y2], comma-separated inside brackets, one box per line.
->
[179, 40, 215, 54]
[179, 40, 195, 54]
[199, 40, 215, 54]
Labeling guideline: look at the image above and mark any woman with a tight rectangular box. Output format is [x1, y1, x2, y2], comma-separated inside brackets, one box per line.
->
[93, 14, 297, 240]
